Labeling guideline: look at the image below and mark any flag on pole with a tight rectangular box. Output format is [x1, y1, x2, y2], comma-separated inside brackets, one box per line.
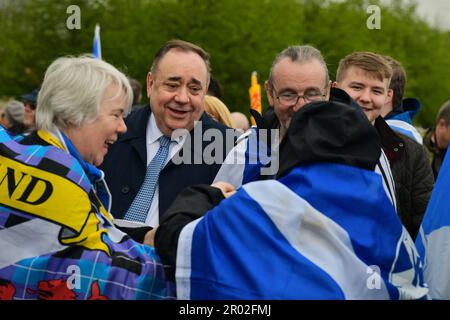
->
[93, 24, 102, 59]
[249, 71, 262, 126]
[416, 152, 450, 299]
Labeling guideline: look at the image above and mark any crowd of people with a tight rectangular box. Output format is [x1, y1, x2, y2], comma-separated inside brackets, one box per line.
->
[0, 39, 449, 300]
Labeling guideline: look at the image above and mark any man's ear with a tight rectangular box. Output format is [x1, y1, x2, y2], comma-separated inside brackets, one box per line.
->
[385, 88, 393, 104]
[264, 80, 274, 107]
[332, 81, 338, 88]
[146, 72, 154, 98]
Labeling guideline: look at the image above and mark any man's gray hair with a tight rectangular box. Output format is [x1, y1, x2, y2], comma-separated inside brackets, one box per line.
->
[4, 100, 24, 125]
[267, 45, 330, 92]
[36, 55, 133, 132]
[437, 100, 450, 125]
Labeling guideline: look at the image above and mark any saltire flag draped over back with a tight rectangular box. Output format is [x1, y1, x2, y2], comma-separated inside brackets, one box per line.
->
[249, 71, 262, 126]
[416, 150, 450, 299]
[93, 24, 102, 59]
[176, 163, 428, 299]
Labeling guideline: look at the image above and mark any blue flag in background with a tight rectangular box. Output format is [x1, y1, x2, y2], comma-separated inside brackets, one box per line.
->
[416, 151, 450, 299]
[93, 24, 101, 59]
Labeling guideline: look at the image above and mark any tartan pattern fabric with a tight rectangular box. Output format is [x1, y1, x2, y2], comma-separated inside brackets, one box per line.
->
[124, 136, 171, 223]
[0, 235, 174, 300]
[0, 128, 175, 300]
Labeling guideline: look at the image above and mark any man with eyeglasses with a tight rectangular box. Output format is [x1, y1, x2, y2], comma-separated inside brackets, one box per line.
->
[213, 45, 397, 209]
[265, 45, 330, 140]
[154, 48, 426, 299]
[213, 45, 330, 187]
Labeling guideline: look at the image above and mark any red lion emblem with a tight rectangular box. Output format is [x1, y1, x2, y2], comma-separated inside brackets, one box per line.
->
[26, 279, 108, 300]
[0, 282, 16, 300]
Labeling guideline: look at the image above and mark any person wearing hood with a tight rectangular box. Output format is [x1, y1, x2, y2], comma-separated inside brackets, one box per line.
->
[154, 98, 427, 300]
[213, 45, 396, 210]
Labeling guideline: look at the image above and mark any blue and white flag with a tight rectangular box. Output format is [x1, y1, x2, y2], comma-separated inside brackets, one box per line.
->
[93, 24, 102, 59]
[213, 127, 273, 188]
[177, 163, 427, 299]
[214, 128, 397, 209]
[416, 151, 450, 299]
[386, 119, 423, 145]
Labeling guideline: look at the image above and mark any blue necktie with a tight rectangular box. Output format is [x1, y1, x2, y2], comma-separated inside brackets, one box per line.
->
[124, 135, 171, 223]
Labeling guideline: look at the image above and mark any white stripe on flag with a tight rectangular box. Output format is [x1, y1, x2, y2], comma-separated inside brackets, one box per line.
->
[0, 218, 64, 269]
[176, 218, 202, 300]
[243, 180, 391, 299]
[424, 226, 450, 298]
[213, 129, 251, 188]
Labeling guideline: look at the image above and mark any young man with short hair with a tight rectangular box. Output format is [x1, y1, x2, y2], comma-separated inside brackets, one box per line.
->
[334, 51, 434, 240]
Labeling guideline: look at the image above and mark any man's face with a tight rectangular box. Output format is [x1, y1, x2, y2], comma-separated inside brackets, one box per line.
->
[266, 58, 329, 135]
[336, 66, 390, 124]
[147, 49, 208, 136]
[436, 119, 450, 150]
[65, 84, 128, 167]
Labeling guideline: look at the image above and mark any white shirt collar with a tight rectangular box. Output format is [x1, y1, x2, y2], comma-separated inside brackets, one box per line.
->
[146, 113, 186, 146]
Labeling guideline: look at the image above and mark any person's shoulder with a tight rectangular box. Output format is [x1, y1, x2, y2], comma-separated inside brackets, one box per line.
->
[398, 132, 422, 149]
[20, 131, 48, 146]
[14, 131, 86, 176]
[397, 132, 430, 162]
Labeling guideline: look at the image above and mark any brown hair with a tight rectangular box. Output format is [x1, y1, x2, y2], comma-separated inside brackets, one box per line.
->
[384, 56, 406, 109]
[336, 51, 392, 84]
[150, 39, 211, 84]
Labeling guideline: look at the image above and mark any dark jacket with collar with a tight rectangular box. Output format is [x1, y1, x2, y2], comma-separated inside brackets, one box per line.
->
[333, 88, 433, 239]
[99, 104, 234, 221]
[374, 116, 434, 240]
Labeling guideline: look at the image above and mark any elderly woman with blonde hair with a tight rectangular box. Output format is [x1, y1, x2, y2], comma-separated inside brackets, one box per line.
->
[0, 55, 173, 300]
[204, 95, 235, 128]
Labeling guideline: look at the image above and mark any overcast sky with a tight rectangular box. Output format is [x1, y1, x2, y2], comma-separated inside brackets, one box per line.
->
[384, 0, 450, 30]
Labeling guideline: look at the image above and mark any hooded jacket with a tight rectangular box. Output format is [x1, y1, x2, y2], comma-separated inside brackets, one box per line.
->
[156, 98, 381, 281]
[154, 98, 427, 300]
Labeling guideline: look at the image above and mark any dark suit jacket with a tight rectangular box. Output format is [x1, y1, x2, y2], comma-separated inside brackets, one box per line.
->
[100, 104, 234, 220]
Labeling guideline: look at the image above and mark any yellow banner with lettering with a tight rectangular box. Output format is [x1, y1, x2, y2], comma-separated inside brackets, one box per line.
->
[0, 155, 110, 254]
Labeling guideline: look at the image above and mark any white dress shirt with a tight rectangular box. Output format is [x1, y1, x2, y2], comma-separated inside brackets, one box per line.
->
[144, 114, 186, 227]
